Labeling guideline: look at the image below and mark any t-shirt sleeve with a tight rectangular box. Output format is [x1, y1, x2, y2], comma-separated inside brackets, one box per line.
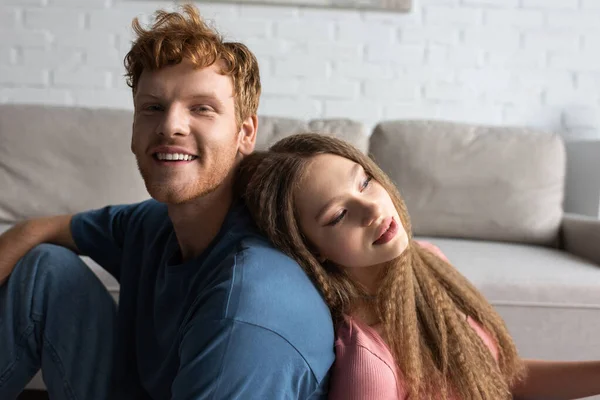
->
[172, 317, 318, 400]
[70, 204, 137, 279]
[416, 240, 450, 263]
[329, 344, 406, 400]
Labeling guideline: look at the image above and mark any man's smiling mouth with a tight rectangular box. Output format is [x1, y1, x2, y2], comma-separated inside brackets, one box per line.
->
[153, 152, 198, 161]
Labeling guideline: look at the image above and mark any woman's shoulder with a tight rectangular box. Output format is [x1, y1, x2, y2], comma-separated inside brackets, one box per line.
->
[335, 316, 392, 358]
[415, 240, 450, 262]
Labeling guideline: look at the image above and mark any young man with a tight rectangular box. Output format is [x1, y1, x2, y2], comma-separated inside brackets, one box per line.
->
[0, 5, 334, 399]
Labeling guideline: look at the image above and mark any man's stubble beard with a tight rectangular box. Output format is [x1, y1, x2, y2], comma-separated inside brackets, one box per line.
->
[136, 152, 237, 205]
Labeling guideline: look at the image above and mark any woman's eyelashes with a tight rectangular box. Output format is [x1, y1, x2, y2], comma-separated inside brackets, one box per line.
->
[327, 210, 347, 227]
[361, 176, 372, 191]
[326, 175, 373, 227]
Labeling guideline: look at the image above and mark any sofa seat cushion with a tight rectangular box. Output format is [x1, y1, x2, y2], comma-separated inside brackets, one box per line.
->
[0, 224, 119, 301]
[423, 237, 600, 306]
[420, 236, 600, 360]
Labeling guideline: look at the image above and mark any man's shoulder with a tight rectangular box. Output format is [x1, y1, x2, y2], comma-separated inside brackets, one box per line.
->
[232, 236, 333, 313]
[223, 236, 334, 378]
[235, 236, 324, 300]
[238, 235, 298, 266]
[127, 199, 168, 225]
[84, 199, 167, 232]
[113, 199, 170, 240]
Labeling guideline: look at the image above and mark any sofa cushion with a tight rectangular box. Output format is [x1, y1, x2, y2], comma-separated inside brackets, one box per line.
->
[422, 237, 600, 360]
[256, 117, 367, 153]
[308, 119, 368, 154]
[0, 104, 149, 223]
[371, 120, 565, 245]
[255, 116, 309, 151]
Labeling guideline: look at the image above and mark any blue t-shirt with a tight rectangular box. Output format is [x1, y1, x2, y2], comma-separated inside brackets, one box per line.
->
[71, 199, 334, 399]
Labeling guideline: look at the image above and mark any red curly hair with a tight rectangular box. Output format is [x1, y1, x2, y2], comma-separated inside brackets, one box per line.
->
[124, 4, 261, 125]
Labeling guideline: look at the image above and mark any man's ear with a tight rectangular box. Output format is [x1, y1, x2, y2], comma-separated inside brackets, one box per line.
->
[238, 114, 258, 156]
[130, 122, 135, 154]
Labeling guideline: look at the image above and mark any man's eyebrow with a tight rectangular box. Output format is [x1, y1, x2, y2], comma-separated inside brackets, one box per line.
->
[314, 163, 362, 223]
[187, 93, 226, 106]
[135, 93, 227, 106]
[135, 93, 160, 100]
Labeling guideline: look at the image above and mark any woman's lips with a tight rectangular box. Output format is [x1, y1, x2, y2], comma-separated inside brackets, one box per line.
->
[373, 218, 398, 245]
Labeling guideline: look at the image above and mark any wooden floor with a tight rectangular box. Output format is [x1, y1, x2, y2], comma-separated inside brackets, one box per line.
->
[17, 391, 49, 400]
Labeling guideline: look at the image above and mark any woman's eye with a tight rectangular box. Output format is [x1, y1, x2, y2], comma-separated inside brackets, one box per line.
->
[361, 176, 372, 191]
[327, 210, 347, 227]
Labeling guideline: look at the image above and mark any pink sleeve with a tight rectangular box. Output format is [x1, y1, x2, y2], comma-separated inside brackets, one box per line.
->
[328, 343, 406, 400]
[467, 318, 500, 362]
[416, 240, 450, 263]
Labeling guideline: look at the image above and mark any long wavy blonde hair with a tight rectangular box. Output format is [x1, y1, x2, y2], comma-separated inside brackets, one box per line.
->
[236, 133, 524, 399]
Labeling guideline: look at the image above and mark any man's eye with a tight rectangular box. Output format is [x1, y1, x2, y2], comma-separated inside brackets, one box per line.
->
[192, 105, 212, 113]
[327, 210, 347, 227]
[361, 176, 372, 191]
[144, 104, 162, 112]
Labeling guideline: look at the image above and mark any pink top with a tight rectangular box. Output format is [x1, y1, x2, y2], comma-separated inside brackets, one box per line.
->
[328, 241, 499, 400]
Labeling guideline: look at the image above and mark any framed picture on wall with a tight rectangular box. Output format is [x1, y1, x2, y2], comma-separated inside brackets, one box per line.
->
[230, 0, 412, 11]
[130, 0, 412, 12]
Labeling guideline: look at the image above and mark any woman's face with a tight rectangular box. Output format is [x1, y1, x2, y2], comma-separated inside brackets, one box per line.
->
[295, 153, 409, 270]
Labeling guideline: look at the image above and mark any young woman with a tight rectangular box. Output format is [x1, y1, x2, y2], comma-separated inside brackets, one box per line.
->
[236, 133, 600, 400]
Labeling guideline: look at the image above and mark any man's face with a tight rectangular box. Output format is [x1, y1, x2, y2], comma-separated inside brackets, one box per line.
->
[131, 60, 255, 204]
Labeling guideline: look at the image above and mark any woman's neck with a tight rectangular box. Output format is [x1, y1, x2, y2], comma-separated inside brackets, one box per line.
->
[343, 263, 386, 296]
[351, 300, 380, 327]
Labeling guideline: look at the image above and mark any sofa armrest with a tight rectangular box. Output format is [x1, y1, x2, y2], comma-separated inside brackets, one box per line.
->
[560, 213, 600, 266]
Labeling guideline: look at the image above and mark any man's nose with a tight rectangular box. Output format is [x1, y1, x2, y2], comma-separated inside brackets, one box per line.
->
[155, 106, 191, 138]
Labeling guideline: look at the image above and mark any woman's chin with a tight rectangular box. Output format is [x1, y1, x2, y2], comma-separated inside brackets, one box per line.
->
[383, 233, 410, 261]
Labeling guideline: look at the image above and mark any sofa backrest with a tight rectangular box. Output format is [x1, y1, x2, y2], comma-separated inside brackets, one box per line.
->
[0, 104, 148, 223]
[370, 120, 566, 245]
[0, 104, 565, 246]
[0, 104, 366, 223]
[255, 116, 367, 153]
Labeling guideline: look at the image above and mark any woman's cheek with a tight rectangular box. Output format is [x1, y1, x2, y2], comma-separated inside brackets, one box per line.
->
[338, 234, 359, 255]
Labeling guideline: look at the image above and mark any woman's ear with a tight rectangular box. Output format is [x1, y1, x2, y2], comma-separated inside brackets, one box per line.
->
[314, 253, 327, 263]
[307, 240, 326, 263]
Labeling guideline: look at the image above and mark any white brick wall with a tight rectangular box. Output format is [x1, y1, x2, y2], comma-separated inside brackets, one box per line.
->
[1, 0, 600, 132]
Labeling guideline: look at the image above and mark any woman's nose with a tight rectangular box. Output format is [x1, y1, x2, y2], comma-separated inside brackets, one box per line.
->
[360, 200, 381, 227]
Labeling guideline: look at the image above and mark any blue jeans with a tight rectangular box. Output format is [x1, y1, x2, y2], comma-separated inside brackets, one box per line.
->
[0, 244, 117, 400]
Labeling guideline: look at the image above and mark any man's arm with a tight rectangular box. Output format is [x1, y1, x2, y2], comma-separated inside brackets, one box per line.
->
[512, 359, 600, 399]
[172, 318, 320, 400]
[0, 215, 76, 284]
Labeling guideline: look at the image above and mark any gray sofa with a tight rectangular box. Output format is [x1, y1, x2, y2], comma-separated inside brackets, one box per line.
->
[1, 104, 599, 394]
